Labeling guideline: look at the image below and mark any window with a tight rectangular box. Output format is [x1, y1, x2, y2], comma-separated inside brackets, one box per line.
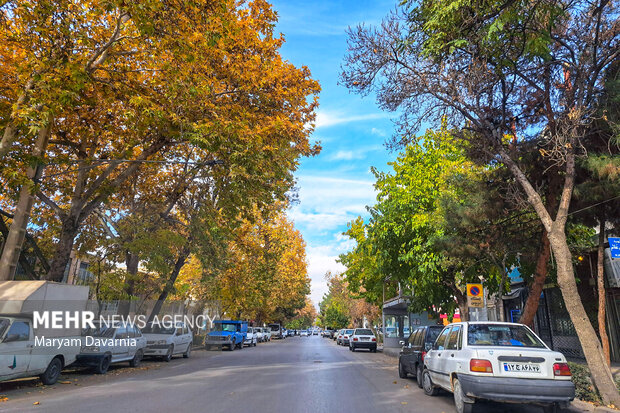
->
[116, 326, 128, 339]
[433, 327, 450, 350]
[183, 326, 189, 335]
[4, 321, 30, 342]
[127, 326, 136, 338]
[425, 327, 443, 345]
[467, 324, 546, 348]
[0, 318, 10, 338]
[414, 329, 425, 346]
[355, 329, 373, 336]
[407, 329, 418, 345]
[446, 326, 461, 350]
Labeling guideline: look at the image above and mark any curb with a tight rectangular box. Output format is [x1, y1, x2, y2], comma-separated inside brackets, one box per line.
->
[571, 399, 619, 412]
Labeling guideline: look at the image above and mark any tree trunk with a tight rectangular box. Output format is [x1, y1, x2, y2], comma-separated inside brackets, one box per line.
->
[0, 117, 52, 281]
[125, 251, 139, 296]
[146, 246, 191, 324]
[597, 217, 610, 366]
[45, 217, 81, 281]
[520, 230, 551, 327]
[549, 228, 619, 406]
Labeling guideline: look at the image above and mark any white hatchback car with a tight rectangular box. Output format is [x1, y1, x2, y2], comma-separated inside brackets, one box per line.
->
[244, 327, 258, 347]
[77, 323, 147, 374]
[422, 322, 575, 413]
[142, 323, 193, 361]
[254, 327, 265, 342]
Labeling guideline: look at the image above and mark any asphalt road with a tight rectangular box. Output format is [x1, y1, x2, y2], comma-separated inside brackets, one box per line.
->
[0, 336, 589, 413]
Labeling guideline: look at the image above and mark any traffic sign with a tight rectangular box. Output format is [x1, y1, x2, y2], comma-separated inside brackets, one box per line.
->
[467, 283, 484, 308]
[610, 238, 620, 259]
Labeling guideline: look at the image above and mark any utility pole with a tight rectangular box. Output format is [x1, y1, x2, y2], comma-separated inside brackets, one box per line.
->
[0, 116, 52, 281]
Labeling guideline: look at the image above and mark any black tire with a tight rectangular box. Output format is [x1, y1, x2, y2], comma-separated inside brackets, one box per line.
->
[398, 360, 408, 378]
[40, 357, 62, 385]
[94, 355, 111, 374]
[416, 364, 424, 388]
[253, 340, 257, 347]
[422, 369, 439, 396]
[229, 342, 235, 351]
[453, 378, 474, 413]
[129, 349, 143, 367]
[542, 403, 559, 413]
[183, 344, 191, 358]
[351, 346, 355, 352]
[372, 348, 377, 353]
[163, 345, 174, 361]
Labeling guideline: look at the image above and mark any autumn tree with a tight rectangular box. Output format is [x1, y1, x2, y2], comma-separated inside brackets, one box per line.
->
[0, 0, 320, 283]
[342, 0, 620, 403]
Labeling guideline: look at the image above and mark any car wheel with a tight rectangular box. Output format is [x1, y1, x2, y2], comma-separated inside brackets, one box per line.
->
[94, 355, 111, 374]
[253, 339, 257, 347]
[398, 360, 408, 378]
[422, 369, 439, 396]
[372, 347, 377, 353]
[351, 346, 355, 352]
[163, 345, 174, 361]
[129, 349, 143, 367]
[40, 357, 62, 385]
[416, 364, 424, 388]
[542, 403, 560, 413]
[183, 344, 191, 358]
[453, 378, 474, 413]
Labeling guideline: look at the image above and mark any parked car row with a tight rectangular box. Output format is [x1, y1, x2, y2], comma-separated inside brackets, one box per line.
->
[399, 321, 575, 413]
[332, 328, 378, 352]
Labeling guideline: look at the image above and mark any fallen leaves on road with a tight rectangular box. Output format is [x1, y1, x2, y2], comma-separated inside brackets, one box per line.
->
[401, 402, 408, 405]
[59, 381, 72, 384]
[33, 401, 40, 405]
[0, 395, 8, 402]
[393, 381, 397, 384]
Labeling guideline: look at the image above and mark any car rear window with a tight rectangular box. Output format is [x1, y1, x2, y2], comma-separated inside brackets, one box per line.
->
[425, 327, 443, 344]
[344, 329, 354, 334]
[467, 324, 546, 348]
[355, 329, 373, 335]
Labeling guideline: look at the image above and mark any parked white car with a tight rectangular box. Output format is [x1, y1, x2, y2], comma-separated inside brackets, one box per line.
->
[349, 328, 377, 352]
[300, 330, 309, 337]
[336, 329, 344, 344]
[263, 327, 272, 341]
[244, 327, 258, 347]
[142, 323, 193, 361]
[76, 323, 147, 374]
[422, 322, 575, 413]
[0, 281, 88, 385]
[254, 327, 265, 342]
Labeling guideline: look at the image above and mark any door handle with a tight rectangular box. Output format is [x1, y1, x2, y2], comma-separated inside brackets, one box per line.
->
[437, 353, 442, 357]
[450, 354, 455, 357]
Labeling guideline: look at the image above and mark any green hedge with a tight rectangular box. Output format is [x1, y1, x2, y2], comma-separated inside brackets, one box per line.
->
[568, 362, 620, 404]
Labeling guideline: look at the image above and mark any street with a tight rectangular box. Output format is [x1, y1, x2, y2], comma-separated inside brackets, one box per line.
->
[0, 336, 588, 413]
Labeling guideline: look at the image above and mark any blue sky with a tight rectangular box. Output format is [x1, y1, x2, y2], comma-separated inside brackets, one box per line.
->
[270, 0, 399, 306]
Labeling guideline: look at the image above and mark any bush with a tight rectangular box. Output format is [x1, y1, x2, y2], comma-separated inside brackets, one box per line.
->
[568, 362, 602, 404]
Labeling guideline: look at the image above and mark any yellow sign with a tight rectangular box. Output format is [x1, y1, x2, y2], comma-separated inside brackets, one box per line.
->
[467, 283, 484, 308]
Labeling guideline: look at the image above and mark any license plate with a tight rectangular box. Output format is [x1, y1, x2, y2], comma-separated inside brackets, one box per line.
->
[360, 337, 368, 341]
[503, 362, 541, 373]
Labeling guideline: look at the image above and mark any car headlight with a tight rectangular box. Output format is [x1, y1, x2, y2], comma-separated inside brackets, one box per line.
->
[82, 346, 100, 352]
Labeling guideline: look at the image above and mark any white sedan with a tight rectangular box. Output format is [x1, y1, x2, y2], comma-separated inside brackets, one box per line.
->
[422, 322, 575, 413]
[300, 330, 309, 336]
[142, 323, 193, 361]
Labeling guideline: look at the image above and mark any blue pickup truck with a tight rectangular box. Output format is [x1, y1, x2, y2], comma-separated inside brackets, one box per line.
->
[205, 320, 247, 351]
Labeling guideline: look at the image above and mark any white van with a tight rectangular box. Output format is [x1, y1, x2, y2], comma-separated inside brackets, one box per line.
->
[0, 281, 89, 385]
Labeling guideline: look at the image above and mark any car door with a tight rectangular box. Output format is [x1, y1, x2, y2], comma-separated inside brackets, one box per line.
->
[402, 328, 419, 373]
[0, 319, 34, 378]
[112, 326, 129, 361]
[426, 326, 450, 387]
[440, 325, 463, 389]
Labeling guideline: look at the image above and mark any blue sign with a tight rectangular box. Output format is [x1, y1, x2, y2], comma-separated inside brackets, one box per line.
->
[610, 238, 620, 259]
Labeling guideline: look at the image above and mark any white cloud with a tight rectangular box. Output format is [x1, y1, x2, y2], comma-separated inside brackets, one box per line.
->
[315, 110, 390, 129]
[371, 127, 386, 137]
[306, 245, 347, 306]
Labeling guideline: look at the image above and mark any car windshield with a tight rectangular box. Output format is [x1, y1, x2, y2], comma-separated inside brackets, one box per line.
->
[216, 323, 238, 332]
[0, 318, 10, 338]
[142, 324, 175, 335]
[268, 324, 280, 331]
[355, 329, 373, 335]
[468, 324, 546, 348]
[82, 324, 115, 338]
